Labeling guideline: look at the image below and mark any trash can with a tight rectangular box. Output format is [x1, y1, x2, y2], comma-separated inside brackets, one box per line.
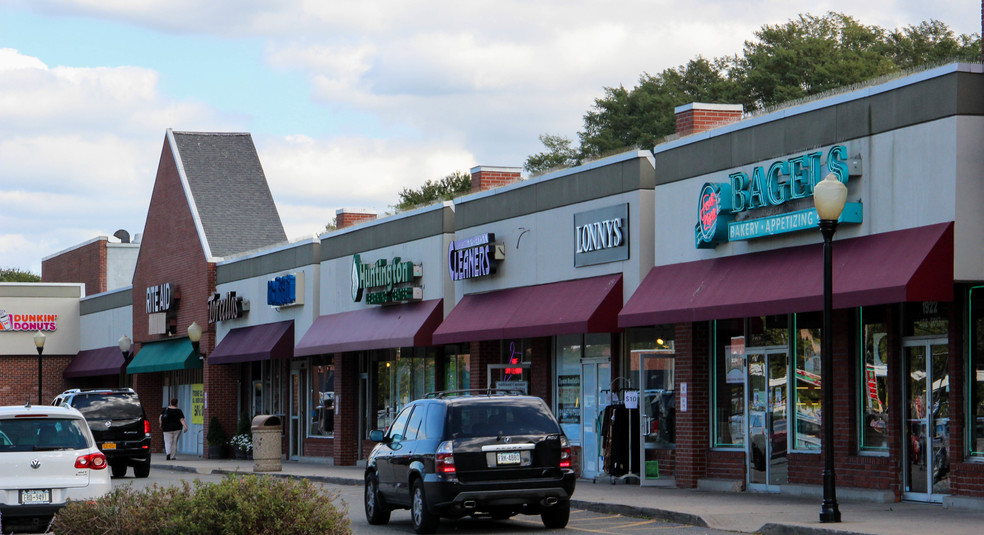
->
[251, 415, 282, 472]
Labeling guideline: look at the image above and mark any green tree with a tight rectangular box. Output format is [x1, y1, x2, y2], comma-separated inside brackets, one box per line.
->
[393, 171, 471, 211]
[1, 267, 40, 282]
[524, 134, 580, 176]
[526, 12, 980, 170]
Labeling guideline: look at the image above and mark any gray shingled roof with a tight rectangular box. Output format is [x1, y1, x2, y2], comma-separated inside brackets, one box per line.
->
[171, 131, 288, 259]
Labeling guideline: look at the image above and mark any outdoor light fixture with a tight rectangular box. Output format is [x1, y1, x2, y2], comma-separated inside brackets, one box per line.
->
[814, 172, 847, 524]
[34, 330, 46, 404]
[118, 334, 132, 388]
[188, 321, 203, 360]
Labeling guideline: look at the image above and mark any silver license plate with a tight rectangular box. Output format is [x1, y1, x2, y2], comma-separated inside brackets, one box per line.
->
[496, 452, 521, 465]
[20, 489, 51, 505]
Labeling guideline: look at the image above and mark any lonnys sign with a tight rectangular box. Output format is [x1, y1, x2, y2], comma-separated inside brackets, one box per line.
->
[695, 145, 862, 249]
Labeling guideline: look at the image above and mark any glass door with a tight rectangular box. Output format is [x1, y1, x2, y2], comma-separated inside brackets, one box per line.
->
[639, 351, 674, 486]
[746, 348, 788, 490]
[903, 338, 949, 502]
[581, 360, 611, 480]
[289, 367, 306, 459]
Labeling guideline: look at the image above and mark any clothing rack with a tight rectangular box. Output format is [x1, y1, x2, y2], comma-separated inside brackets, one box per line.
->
[599, 377, 639, 484]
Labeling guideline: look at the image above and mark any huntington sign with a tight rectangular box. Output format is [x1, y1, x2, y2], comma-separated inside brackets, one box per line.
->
[351, 254, 423, 305]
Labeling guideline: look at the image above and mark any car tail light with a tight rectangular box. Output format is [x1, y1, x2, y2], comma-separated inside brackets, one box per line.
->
[435, 441, 455, 474]
[76, 452, 108, 470]
[559, 435, 572, 469]
[144, 419, 151, 436]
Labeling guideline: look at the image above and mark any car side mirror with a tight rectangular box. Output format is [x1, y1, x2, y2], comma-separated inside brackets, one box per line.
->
[369, 429, 385, 442]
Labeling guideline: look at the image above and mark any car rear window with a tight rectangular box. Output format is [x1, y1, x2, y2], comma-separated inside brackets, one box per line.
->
[449, 398, 561, 438]
[71, 394, 144, 419]
[0, 418, 90, 452]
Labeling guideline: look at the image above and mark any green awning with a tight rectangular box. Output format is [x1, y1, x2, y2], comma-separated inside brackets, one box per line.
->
[127, 338, 202, 374]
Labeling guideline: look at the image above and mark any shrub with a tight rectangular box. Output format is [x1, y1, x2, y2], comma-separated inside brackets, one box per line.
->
[52, 475, 351, 535]
[206, 415, 228, 447]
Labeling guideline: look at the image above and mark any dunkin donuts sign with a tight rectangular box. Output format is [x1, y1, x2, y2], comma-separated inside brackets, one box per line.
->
[0, 309, 58, 332]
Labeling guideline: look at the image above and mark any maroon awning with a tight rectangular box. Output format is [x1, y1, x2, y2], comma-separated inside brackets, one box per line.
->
[294, 299, 444, 356]
[619, 223, 953, 327]
[432, 274, 623, 345]
[209, 320, 294, 365]
[63, 347, 125, 378]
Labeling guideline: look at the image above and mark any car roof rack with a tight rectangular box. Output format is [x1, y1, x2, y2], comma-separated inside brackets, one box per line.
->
[425, 388, 525, 399]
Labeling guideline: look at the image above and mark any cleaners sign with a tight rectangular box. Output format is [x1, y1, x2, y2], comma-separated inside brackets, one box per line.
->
[448, 233, 503, 281]
[351, 254, 423, 305]
[695, 145, 862, 249]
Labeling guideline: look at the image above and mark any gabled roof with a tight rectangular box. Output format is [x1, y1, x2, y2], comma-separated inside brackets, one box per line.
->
[168, 130, 287, 260]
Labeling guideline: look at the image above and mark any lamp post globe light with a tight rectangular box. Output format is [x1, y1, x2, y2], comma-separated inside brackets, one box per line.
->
[118, 334, 132, 388]
[34, 330, 46, 404]
[188, 321, 202, 360]
[814, 172, 847, 523]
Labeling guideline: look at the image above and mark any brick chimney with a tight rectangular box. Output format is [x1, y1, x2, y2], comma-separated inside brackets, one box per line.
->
[335, 208, 376, 229]
[470, 166, 522, 193]
[674, 103, 743, 137]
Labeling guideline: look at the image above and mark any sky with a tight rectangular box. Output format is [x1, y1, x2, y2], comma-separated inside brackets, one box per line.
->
[0, 1, 979, 277]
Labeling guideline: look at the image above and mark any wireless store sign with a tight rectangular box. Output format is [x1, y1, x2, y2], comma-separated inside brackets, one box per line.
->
[351, 254, 423, 305]
[695, 145, 863, 249]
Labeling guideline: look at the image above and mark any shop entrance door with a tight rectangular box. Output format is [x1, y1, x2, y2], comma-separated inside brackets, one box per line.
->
[745, 348, 788, 491]
[289, 368, 305, 459]
[581, 359, 611, 480]
[903, 338, 949, 502]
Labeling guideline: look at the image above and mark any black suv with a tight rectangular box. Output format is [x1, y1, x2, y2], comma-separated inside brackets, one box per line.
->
[51, 388, 152, 478]
[364, 390, 576, 533]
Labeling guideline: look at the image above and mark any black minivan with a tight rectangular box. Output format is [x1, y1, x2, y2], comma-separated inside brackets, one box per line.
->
[365, 390, 576, 533]
[51, 388, 152, 478]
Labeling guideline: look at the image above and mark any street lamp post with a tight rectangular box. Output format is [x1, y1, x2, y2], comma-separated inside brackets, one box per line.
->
[118, 334, 132, 389]
[34, 331, 46, 404]
[188, 321, 203, 360]
[814, 172, 847, 524]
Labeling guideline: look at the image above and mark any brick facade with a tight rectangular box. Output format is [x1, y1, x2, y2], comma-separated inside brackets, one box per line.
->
[674, 322, 709, 487]
[42, 239, 107, 295]
[130, 136, 229, 456]
[0, 355, 72, 406]
[336, 209, 377, 229]
[333, 351, 360, 465]
[469, 166, 522, 193]
[674, 103, 743, 137]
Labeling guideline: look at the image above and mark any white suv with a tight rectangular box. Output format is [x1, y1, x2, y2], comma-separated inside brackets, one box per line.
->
[0, 403, 111, 532]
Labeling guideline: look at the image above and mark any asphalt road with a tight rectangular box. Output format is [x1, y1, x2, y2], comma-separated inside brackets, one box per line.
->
[107, 470, 733, 535]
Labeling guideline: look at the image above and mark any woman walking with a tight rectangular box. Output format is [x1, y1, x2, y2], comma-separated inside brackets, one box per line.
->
[160, 398, 189, 460]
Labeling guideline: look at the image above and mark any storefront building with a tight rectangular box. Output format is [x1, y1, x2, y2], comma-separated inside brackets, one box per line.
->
[0, 283, 83, 405]
[211, 237, 321, 459]
[125, 129, 288, 457]
[619, 63, 984, 505]
[295, 202, 454, 465]
[432, 154, 656, 480]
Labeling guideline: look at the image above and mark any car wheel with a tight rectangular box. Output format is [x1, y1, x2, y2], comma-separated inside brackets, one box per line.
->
[540, 500, 570, 529]
[110, 462, 128, 478]
[364, 473, 391, 525]
[133, 459, 151, 478]
[411, 479, 439, 534]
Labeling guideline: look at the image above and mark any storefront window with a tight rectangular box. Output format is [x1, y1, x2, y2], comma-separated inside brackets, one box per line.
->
[859, 306, 889, 451]
[375, 348, 436, 430]
[307, 356, 334, 438]
[443, 345, 470, 392]
[793, 313, 822, 451]
[555, 334, 582, 440]
[627, 327, 675, 448]
[969, 288, 984, 456]
[713, 319, 745, 447]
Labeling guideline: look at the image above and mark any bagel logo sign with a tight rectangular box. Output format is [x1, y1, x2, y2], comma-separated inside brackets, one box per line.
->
[0, 309, 58, 332]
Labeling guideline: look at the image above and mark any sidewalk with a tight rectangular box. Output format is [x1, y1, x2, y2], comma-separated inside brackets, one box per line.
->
[153, 458, 982, 535]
